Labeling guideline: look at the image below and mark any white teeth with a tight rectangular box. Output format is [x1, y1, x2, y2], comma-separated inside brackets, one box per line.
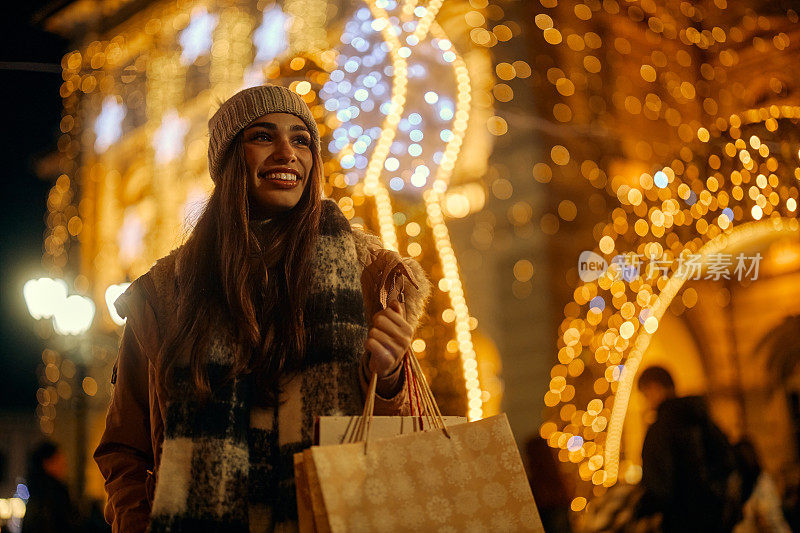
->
[262, 172, 298, 181]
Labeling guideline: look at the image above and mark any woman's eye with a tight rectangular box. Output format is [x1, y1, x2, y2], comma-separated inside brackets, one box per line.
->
[249, 132, 309, 145]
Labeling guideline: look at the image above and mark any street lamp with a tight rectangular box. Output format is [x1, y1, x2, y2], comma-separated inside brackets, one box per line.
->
[23, 277, 96, 501]
[23, 278, 95, 335]
[54, 295, 96, 336]
[104, 283, 130, 326]
[22, 278, 68, 320]
[0, 497, 26, 528]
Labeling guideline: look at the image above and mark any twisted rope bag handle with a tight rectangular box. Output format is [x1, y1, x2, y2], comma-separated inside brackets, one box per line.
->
[349, 270, 449, 454]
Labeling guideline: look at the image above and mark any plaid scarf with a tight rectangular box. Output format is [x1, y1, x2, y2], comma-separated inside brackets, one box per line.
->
[148, 199, 370, 532]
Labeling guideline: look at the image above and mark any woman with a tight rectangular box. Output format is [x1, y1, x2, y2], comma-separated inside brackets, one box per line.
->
[94, 84, 432, 533]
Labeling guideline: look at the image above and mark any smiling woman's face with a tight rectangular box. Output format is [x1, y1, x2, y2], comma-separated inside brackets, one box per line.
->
[242, 112, 314, 218]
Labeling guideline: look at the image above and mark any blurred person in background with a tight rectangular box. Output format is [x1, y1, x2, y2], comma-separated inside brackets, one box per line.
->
[634, 366, 741, 532]
[22, 441, 80, 533]
[732, 439, 790, 532]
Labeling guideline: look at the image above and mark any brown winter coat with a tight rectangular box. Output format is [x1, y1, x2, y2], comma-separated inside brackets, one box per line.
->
[93, 227, 431, 533]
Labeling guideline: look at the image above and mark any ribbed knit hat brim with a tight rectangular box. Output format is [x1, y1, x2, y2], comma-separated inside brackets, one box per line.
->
[207, 84, 321, 183]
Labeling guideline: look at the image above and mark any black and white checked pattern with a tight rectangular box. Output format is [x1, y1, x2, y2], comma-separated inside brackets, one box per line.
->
[147, 199, 369, 532]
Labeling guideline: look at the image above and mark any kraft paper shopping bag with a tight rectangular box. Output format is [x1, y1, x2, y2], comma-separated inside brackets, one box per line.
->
[294, 354, 544, 532]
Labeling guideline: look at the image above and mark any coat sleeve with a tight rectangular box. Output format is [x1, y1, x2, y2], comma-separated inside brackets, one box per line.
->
[93, 278, 159, 533]
[359, 353, 409, 415]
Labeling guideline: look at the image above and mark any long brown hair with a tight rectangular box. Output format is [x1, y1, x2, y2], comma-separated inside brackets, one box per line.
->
[156, 133, 324, 403]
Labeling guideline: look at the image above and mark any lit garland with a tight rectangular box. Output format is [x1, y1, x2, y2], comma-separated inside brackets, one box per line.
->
[429, 21, 471, 192]
[426, 21, 482, 419]
[210, 7, 255, 95]
[545, 107, 800, 506]
[400, 0, 421, 20]
[586, 109, 800, 484]
[411, 0, 444, 42]
[424, 188, 484, 419]
[604, 216, 800, 482]
[320, 0, 487, 418]
[356, 1, 408, 251]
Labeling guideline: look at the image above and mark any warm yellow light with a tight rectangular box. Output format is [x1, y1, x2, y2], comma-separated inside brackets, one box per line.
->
[513, 259, 534, 282]
[599, 236, 615, 254]
[551, 145, 570, 165]
[601, 219, 800, 483]
[360, 0, 409, 252]
[430, 21, 471, 191]
[82, 376, 98, 396]
[444, 192, 470, 218]
[354, 3, 483, 424]
[294, 81, 311, 95]
[424, 189, 483, 421]
[570, 497, 587, 512]
[407, 242, 422, 256]
[411, 0, 444, 42]
[405, 222, 421, 236]
[536, 2, 800, 503]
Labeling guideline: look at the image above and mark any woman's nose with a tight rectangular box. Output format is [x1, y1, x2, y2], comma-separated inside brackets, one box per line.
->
[272, 137, 296, 162]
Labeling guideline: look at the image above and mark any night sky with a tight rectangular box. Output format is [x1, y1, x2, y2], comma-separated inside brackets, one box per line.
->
[0, 3, 67, 409]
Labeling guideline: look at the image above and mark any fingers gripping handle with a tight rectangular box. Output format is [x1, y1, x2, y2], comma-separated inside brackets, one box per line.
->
[351, 270, 448, 454]
[352, 352, 449, 455]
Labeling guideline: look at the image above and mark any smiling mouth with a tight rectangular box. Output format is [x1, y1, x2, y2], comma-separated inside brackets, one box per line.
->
[259, 171, 300, 182]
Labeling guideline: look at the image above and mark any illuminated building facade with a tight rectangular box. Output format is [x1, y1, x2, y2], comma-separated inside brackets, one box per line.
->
[37, 0, 800, 517]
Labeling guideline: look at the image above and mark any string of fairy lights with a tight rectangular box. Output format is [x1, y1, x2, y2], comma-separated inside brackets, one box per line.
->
[319, 0, 485, 419]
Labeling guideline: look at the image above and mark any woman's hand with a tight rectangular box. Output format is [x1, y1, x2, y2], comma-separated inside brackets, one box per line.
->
[364, 300, 413, 377]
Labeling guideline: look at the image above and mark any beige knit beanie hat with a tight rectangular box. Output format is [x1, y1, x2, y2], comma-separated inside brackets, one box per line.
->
[207, 84, 321, 183]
